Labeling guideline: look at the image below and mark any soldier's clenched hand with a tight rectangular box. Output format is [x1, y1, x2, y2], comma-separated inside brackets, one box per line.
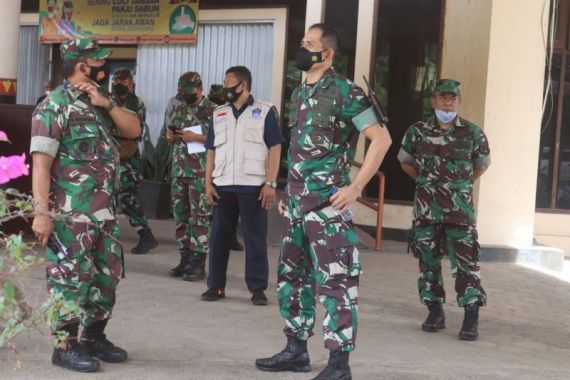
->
[178, 130, 201, 143]
[75, 82, 109, 108]
[330, 185, 360, 213]
[32, 214, 53, 247]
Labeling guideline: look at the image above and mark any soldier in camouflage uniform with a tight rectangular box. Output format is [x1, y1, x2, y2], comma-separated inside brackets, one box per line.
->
[398, 79, 491, 342]
[256, 24, 392, 380]
[112, 68, 158, 254]
[207, 83, 226, 106]
[166, 72, 214, 282]
[30, 38, 141, 372]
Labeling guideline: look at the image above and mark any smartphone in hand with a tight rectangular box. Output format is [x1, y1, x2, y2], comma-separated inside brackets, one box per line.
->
[168, 125, 179, 133]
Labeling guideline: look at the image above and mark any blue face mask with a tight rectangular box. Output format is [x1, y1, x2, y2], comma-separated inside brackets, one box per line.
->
[435, 109, 457, 124]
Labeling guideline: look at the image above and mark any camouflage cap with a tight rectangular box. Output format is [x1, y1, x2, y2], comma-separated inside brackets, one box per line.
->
[208, 84, 224, 98]
[434, 79, 461, 96]
[114, 67, 133, 81]
[178, 72, 202, 94]
[60, 38, 112, 61]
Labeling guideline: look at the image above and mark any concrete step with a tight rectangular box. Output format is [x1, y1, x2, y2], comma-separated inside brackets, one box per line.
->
[481, 245, 565, 272]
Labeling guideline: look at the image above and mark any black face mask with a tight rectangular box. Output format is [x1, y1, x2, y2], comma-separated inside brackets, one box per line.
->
[113, 83, 129, 97]
[223, 82, 243, 102]
[295, 47, 326, 72]
[182, 93, 198, 105]
[86, 62, 110, 85]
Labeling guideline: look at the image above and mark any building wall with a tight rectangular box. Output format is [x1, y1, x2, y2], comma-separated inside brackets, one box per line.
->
[470, 0, 549, 247]
[440, 0, 493, 127]
[350, 0, 552, 250]
[137, 21, 276, 143]
[350, 0, 494, 232]
[18, 2, 561, 252]
[535, 212, 570, 256]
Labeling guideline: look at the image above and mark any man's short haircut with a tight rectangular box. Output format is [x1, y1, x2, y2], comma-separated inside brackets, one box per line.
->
[309, 23, 340, 51]
[225, 66, 252, 91]
[62, 57, 85, 79]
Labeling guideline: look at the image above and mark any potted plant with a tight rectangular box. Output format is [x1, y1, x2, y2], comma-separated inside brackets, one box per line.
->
[139, 125, 172, 220]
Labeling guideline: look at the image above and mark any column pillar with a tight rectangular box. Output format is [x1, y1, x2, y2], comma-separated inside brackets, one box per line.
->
[353, 0, 377, 163]
[305, 0, 325, 30]
[0, 0, 21, 103]
[442, 0, 550, 247]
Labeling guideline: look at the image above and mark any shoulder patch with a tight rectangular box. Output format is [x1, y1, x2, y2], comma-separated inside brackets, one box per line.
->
[251, 107, 263, 119]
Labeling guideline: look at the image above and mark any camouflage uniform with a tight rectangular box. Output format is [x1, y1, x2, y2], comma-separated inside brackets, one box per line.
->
[112, 68, 150, 231]
[30, 39, 124, 335]
[157, 95, 184, 183]
[279, 68, 380, 352]
[170, 72, 214, 257]
[163, 95, 184, 133]
[207, 84, 227, 106]
[398, 79, 491, 308]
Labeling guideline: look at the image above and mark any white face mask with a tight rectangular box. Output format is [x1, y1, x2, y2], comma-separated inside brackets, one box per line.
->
[45, 91, 52, 96]
[435, 109, 457, 124]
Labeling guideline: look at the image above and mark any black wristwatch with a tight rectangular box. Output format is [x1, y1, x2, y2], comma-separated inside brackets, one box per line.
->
[265, 180, 277, 189]
[105, 99, 117, 112]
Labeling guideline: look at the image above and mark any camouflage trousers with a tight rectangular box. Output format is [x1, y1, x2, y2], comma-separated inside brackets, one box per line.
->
[47, 219, 123, 335]
[277, 195, 361, 352]
[411, 220, 487, 307]
[171, 175, 212, 255]
[118, 153, 149, 230]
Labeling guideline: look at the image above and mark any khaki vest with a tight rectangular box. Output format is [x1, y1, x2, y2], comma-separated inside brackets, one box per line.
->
[212, 100, 273, 186]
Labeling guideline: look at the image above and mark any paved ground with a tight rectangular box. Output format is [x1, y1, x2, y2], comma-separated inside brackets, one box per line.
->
[2, 215, 570, 379]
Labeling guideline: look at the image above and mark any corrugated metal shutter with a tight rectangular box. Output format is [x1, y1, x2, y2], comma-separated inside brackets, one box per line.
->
[137, 22, 274, 143]
[17, 26, 51, 105]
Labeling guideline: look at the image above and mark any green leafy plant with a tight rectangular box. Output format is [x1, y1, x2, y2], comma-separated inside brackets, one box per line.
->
[140, 121, 173, 182]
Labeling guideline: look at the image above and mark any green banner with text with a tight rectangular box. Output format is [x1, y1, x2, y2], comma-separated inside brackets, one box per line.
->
[39, 0, 199, 44]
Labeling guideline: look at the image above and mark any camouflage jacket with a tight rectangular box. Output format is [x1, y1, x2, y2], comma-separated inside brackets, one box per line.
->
[398, 116, 491, 225]
[30, 80, 120, 222]
[170, 97, 215, 178]
[287, 68, 378, 213]
[112, 92, 145, 147]
[162, 95, 184, 136]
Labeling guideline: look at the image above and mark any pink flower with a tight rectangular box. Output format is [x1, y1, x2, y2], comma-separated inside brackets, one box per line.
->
[0, 154, 29, 184]
[0, 131, 9, 143]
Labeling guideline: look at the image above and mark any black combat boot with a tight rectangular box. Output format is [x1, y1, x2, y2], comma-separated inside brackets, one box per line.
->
[255, 336, 311, 372]
[169, 248, 192, 277]
[422, 303, 446, 332]
[312, 350, 351, 380]
[182, 252, 206, 282]
[458, 303, 479, 341]
[52, 338, 100, 372]
[52, 323, 99, 372]
[81, 319, 128, 363]
[131, 227, 158, 254]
